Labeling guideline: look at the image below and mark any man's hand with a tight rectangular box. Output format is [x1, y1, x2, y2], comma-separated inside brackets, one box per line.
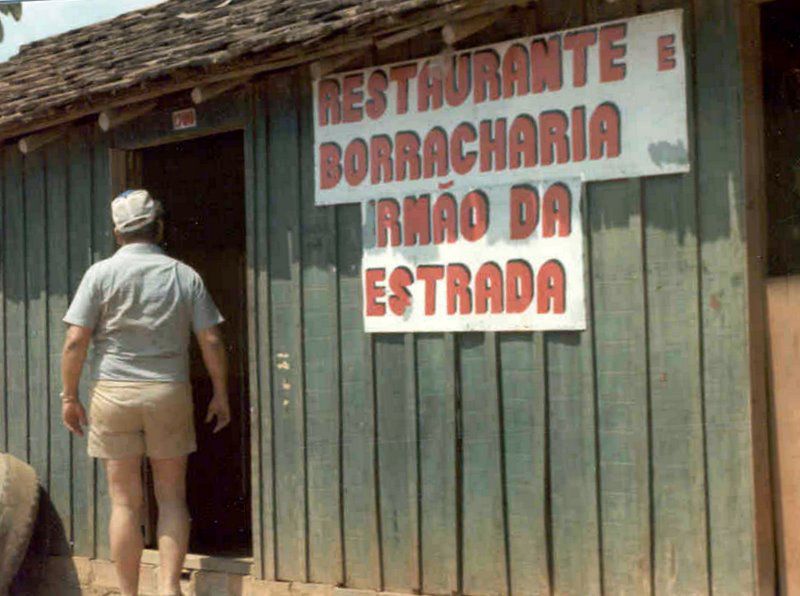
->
[205, 394, 231, 433]
[196, 325, 231, 434]
[63, 400, 88, 436]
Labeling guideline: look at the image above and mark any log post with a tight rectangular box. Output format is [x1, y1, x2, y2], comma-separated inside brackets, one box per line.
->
[98, 101, 158, 132]
[18, 127, 65, 154]
[191, 78, 248, 104]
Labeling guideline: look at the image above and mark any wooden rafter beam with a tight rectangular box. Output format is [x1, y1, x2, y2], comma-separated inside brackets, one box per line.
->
[18, 127, 65, 154]
[442, 11, 508, 46]
[191, 77, 249, 104]
[377, 0, 529, 50]
[310, 54, 362, 79]
[98, 101, 158, 132]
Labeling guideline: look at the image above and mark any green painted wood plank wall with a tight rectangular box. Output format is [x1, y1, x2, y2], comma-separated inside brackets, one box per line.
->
[0, 0, 769, 592]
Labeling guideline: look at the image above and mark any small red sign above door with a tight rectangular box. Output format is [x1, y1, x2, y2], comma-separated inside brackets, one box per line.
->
[172, 108, 197, 130]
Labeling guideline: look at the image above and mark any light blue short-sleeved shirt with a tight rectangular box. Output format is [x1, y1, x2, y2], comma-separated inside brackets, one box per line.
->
[64, 242, 224, 382]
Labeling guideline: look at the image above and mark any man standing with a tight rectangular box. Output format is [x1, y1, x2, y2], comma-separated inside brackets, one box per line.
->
[60, 189, 231, 596]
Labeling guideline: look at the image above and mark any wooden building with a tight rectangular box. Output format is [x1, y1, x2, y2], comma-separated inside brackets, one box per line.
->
[0, 0, 794, 593]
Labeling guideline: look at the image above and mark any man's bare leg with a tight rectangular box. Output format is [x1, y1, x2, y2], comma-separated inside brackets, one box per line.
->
[151, 455, 190, 595]
[105, 457, 144, 596]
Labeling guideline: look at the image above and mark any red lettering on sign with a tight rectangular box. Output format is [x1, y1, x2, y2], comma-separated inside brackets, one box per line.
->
[571, 106, 587, 162]
[531, 35, 563, 93]
[446, 264, 472, 315]
[342, 74, 364, 123]
[418, 61, 444, 112]
[376, 199, 401, 247]
[417, 265, 445, 315]
[460, 190, 489, 242]
[510, 184, 539, 240]
[365, 268, 387, 316]
[432, 193, 458, 244]
[370, 135, 393, 184]
[600, 24, 627, 82]
[319, 143, 342, 190]
[366, 70, 388, 120]
[658, 34, 677, 71]
[564, 29, 597, 87]
[388, 267, 414, 315]
[475, 262, 504, 314]
[445, 55, 471, 107]
[450, 123, 478, 175]
[344, 139, 368, 186]
[172, 108, 197, 131]
[502, 43, 530, 98]
[403, 195, 431, 246]
[423, 127, 449, 178]
[542, 183, 571, 238]
[540, 111, 570, 166]
[589, 102, 621, 159]
[509, 115, 537, 169]
[395, 132, 421, 181]
[390, 64, 418, 115]
[473, 50, 501, 103]
[317, 79, 341, 126]
[537, 260, 566, 314]
[506, 260, 534, 313]
[479, 118, 507, 172]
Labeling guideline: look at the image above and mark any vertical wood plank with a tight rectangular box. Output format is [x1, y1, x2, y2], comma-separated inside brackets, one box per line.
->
[693, 0, 758, 592]
[298, 70, 344, 585]
[23, 149, 50, 558]
[639, 1, 710, 593]
[584, 1, 652, 593]
[545, 202, 602, 596]
[255, 82, 277, 580]
[4, 147, 28, 462]
[67, 127, 96, 557]
[459, 333, 508, 595]
[498, 333, 548, 596]
[45, 140, 73, 555]
[92, 133, 113, 561]
[25, 151, 49, 485]
[739, 2, 776, 591]
[266, 73, 307, 582]
[417, 333, 458, 595]
[536, 2, 601, 594]
[245, 84, 266, 579]
[588, 179, 651, 594]
[643, 172, 709, 596]
[0, 147, 6, 453]
[338, 202, 381, 589]
[375, 333, 419, 592]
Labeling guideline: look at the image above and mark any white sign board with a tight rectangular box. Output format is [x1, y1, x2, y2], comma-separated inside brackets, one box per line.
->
[313, 9, 688, 206]
[362, 179, 586, 332]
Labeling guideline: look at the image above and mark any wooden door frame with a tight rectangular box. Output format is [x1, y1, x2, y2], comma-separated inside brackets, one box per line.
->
[107, 87, 258, 565]
[738, 0, 782, 593]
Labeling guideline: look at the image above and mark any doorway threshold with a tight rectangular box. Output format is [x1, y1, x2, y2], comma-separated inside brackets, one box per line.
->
[141, 549, 253, 576]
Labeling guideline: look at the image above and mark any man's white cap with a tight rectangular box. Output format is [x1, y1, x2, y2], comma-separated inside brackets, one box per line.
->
[111, 189, 163, 233]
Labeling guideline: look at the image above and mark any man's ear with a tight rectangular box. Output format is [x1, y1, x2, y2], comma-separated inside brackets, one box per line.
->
[113, 228, 122, 246]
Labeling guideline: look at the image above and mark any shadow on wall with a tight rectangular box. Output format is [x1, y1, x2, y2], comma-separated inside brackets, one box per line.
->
[10, 489, 81, 595]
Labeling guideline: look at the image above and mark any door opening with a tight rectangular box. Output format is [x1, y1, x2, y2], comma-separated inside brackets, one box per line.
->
[137, 130, 251, 557]
[761, 1, 800, 592]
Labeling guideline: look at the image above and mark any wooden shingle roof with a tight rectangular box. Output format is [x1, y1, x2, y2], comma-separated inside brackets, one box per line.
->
[0, 0, 515, 140]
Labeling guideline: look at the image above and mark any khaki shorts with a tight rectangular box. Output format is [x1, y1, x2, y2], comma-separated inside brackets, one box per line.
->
[88, 381, 197, 460]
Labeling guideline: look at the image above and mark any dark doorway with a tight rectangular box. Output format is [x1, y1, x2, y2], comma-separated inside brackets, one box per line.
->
[762, 0, 800, 276]
[139, 130, 251, 557]
[761, 1, 800, 592]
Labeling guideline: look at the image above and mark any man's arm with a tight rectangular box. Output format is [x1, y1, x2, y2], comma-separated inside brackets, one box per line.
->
[196, 325, 231, 433]
[61, 325, 92, 436]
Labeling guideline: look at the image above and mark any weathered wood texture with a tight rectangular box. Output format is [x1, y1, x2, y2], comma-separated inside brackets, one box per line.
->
[0, 0, 769, 592]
